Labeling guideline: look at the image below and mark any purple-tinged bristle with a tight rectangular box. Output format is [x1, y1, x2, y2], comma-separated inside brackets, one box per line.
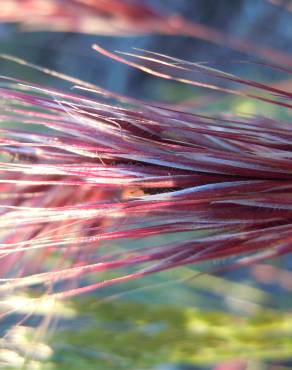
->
[0, 45, 291, 301]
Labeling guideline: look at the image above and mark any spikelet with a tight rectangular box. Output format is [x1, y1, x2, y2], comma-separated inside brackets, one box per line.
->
[0, 45, 291, 302]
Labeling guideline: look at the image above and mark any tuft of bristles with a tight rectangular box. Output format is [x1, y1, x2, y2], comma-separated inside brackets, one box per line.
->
[0, 45, 291, 302]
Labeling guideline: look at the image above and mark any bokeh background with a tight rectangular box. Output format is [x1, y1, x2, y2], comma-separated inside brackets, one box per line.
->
[0, 1, 292, 369]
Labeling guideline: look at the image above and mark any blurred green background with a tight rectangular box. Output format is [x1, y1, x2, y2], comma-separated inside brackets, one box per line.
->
[0, 1, 292, 369]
